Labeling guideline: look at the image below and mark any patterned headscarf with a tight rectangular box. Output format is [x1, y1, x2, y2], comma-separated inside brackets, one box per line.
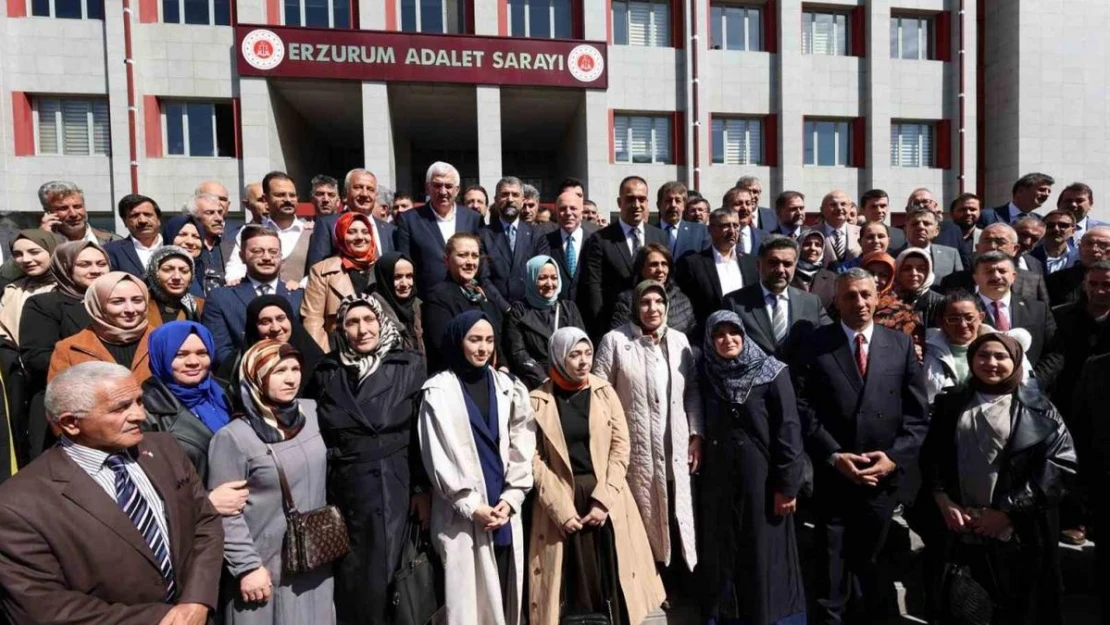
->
[701, 310, 786, 404]
[145, 245, 199, 315]
[238, 339, 305, 443]
[524, 255, 561, 309]
[84, 272, 150, 344]
[632, 280, 669, 341]
[50, 240, 107, 300]
[334, 212, 378, 271]
[335, 293, 401, 384]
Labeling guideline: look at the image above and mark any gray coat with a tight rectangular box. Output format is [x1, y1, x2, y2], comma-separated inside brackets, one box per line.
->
[207, 400, 335, 625]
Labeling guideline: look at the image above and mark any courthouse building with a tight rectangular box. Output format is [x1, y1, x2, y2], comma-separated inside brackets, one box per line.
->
[0, 0, 1106, 230]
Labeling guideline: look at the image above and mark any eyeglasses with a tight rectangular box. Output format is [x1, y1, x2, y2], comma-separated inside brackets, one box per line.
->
[943, 314, 979, 325]
[1081, 240, 1110, 251]
[1045, 221, 1074, 230]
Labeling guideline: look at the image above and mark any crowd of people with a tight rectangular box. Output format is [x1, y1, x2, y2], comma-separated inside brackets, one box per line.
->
[0, 164, 1103, 625]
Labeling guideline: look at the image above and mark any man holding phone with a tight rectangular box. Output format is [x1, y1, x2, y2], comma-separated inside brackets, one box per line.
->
[38, 181, 120, 246]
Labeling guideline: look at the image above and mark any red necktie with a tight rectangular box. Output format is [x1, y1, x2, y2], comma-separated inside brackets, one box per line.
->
[855, 333, 868, 377]
[992, 300, 1010, 331]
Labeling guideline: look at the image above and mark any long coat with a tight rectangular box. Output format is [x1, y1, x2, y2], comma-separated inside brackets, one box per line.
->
[313, 351, 427, 625]
[47, 326, 153, 384]
[503, 300, 586, 390]
[140, 375, 232, 484]
[593, 323, 702, 570]
[527, 376, 665, 625]
[418, 369, 536, 625]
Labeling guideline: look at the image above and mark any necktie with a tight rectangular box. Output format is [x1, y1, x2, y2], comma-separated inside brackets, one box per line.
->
[667, 225, 678, 255]
[631, 227, 642, 256]
[769, 293, 788, 343]
[257, 283, 272, 297]
[106, 454, 176, 601]
[833, 230, 846, 260]
[992, 300, 1011, 331]
[855, 333, 868, 377]
[565, 235, 577, 278]
[508, 224, 517, 254]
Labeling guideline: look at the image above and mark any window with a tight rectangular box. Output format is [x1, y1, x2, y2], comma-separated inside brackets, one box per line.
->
[401, 0, 466, 34]
[614, 114, 672, 164]
[709, 3, 761, 51]
[612, 0, 670, 48]
[712, 117, 762, 164]
[163, 101, 235, 157]
[803, 119, 850, 167]
[509, 0, 572, 38]
[891, 121, 933, 167]
[30, 0, 103, 19]
[161, 0, 230, 24]
[283, 0, 349, 27]
[35, 98, 110, 156]
[802, 11, 848, 55]
[890, 15, 932, 60]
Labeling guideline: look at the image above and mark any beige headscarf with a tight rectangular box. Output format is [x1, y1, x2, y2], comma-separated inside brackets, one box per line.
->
[84, 272, 150, 344]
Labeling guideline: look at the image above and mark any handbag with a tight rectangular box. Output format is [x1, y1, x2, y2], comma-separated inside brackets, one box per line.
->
[269, 446, 352, 577]
[390, 517, 443, 625]
[941, 561, 993, 625]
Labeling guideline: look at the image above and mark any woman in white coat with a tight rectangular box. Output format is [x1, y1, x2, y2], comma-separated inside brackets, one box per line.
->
[418, 310, 536, 625]
[593, 279, 703, 598]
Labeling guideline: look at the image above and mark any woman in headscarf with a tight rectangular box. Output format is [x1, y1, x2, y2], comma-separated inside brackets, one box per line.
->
[160, 215, 208, 295]
[207, 339, 334, 624]
[217, 295, 324, 397]
[313, 294, 428, 624]
[593, 280, 702, 599]
[48, 271, 153, 383]
[145, 245, 205, 327]
[861, 250, 924, 357]
[919, 333, 1076, 625]
[894, 247, 945, 330]
[418, 310, 535, 625]
[697, 311, 806, 625]
[19, 240, 109, 460]
[0, 230, 58, 347]
[504, 255, 585, 390]
[609, 243, 696, 339]
[302, 212, 381, 350]
[793, 230, 838, 308]
[371, 251, 424, 353]
[527, 327, 665, 625]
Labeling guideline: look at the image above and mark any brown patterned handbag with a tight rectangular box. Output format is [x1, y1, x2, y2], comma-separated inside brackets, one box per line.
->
[268, 446, 351, 576]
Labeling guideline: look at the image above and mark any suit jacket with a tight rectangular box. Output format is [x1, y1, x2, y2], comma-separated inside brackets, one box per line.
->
[1046, 263, 1085, 308]
[540, 227, 589, 300]
[934, 221, 976, 269]
[397, 205, 483, 298]
[978, 203, 1041, 227]
[756, 206, 779, 233]
[816, 221, 862, 265]
[977, 292, 1056, 367]
[673, 247, 760, 329]
[577, 222, 668, 337]
[0, 433, 223, 624]
[201, 281, 303, 367]
[927, 243, 963, 283]
[657, 220, 711, 261]
[887, 228, 908, 252]
[722, 283, 832, 363]
[305, 213, 397, 274]
[938, 268, 1050, 304]
[1018, 253, 1045, 275]
[481, 219, 549, 308]
[104, 237, 150, 278]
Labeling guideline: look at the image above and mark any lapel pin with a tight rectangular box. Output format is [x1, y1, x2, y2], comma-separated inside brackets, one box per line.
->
[141, 450, 154, 458]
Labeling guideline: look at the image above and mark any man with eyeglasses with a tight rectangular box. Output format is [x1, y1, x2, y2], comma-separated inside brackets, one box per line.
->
[1030, 210, 1079, 274]
[674, 207, 759, 333]
[1048, 225, 1110, 307]
[939, 223, 1050, 303]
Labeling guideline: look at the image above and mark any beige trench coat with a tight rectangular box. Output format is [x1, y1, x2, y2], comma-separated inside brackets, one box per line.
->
[527, 376, 665, 625]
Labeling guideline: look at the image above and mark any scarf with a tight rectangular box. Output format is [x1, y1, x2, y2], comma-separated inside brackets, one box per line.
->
[161, 215, 207, 251]
[11, 229, 58, 286]
[701, 310, 786, 404]
[145, 245, 199, 317]
[548, 326, 591, 391]
[460, 279, 486, 304]
[336, 293, 401, 384]
[444, 310, 492, 383]
[334, 212, 378, 271]
[524, 255, 560, 309]
[632, 280, 669, 341]
[795, 230, 826, 280]
[84, 272, 150, 344]
[148, 321, 230, 432]
[967, 333, 1025, 395]
[238, 339, 306, 444]
[372, 251, 416, 327]
[860, 251, 897, 295]
[894, 247, 936, 297]
[50, 240, 106, 300]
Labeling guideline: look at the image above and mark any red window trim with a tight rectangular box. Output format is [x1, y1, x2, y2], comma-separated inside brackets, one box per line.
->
[849, 6, 865, 57]
[384, 0, 397, 30]
[6, 0, 25, 17]
[265, 0, 279, 25]
[673, 111, 686, 165]
[608, 109, 615, 164]
[143, 95, 162, 158]
[763, 0, 778, 53]
[934, 10, 952, 62]
[12, 92, 34, 156]
[763, 113, 778, 167]
[850, 116, 866, 168]
[936, 119, 952, 169]
[670, 0, 684, 49]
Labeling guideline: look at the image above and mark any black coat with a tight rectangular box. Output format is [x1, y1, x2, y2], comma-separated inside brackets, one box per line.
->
[1046, 263, 1085, 308]
[576, 222, 668, 339]
[140, 376, 233, 484]
[1043, 299, 1110, 422]
[312, 351, 427, 625]
[609, 284, 697, 341]
[502, 300, 585, 390]
[722, 283, 832, 364]
[673, 248, 760, 335]
[421, 280, 505, 375]
[480, 219, 549, 308]
[898, 288, 945, 329]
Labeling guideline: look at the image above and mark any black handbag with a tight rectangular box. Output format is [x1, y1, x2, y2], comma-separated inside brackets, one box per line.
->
[269, 446, 352, 577]
[940, 558, 994, 625]
[390, 518, 443, 625]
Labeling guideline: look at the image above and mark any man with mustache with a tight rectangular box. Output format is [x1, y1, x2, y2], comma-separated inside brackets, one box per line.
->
[305, 168, 396, 270]
[103, 194, 163, 277]
[309, 175, 339, 217]
[37, 180, 121, 247]
[972, 250, 1056, 368]
[184, 191, 229, 292]
[673, 207, 759, 338]
[479, 176, 548, 310]
[225, 171, 312, 287]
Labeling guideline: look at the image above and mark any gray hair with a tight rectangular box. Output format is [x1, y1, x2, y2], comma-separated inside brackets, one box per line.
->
[982, 222, 1018, 243]
[522, 184, 539, 200]
[905, 207, 938, 225]
[837, 267, 876, 290]
[1013, 214, 1046, 230]
[193, 181, 227, 197]
[1088, 260, 1110, 273]
[495, 176, 523, 195]
[343, 168, 376, 193]
[425, 161, 460, 185]
[310, 174, 338, 190]
[735, 175, 762, 189]
[38, 180, 83, 209]
[1082, 226, 1110, 243]
[242, 182, 261, 197]
[182, 193, 221, 215]
[45, 362, 134, 424]
[709, 207, 736, 223]
[377, 185, 394, 206]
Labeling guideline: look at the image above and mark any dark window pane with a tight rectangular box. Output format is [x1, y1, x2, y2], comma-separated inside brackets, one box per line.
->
[284, 0, 300, 25]
[509, 0, 525, 36]
[529, 0, 550, 37]
[420, 0, 443, 32]
[331, 0, 348, 28]
[214, 103, 235, 158]
[165, 102, 186, 156]
[212, 0, 229, 24]
[613, 1, 628, 44]
[86, 0, 103, 18]
[186, 102, 214, 157]
[305, 0, 328, 26]
[54, 0, 82, 19]
[162, 0, 179, 22]
[553, 0, 571, 37]
[31, 0, 50, 16]
[183, 0, 208, 24]
[401, 0, 417, 31]
[816, 121, 835, 166]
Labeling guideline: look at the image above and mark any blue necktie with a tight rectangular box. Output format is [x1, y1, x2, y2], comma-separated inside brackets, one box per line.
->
[508, 224, 517, 254]
[566, 235, 577, 278]
[106, 454, 177, 601]
[667, 225, 678, 255]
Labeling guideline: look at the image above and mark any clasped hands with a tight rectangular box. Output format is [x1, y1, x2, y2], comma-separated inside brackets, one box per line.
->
[832, 450, 896, 487]
[560, 501, 610, 536]
[473, 500, 514, 532]
[934, 492, 1012, 540]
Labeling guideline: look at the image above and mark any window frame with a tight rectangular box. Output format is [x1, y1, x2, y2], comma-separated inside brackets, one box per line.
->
[400, 0, 467, 34]
[32, 97, 111, 157]
[711, 116, 763, 165]
[160, 0, 232, 25]
[161, 100, 235, 158]
[708, 2, 762, 52]
[611, 0, 672, 48]
[890, 14, 933, 60]
[281, 0, 349, 28]
[801, 9, 849, 56]
[890, 120, 935, 168]
[803, 118, 852, 167]
[613, 113, 673, 165]
[29, 0, 103, 19]
[508, 0, 572, 39]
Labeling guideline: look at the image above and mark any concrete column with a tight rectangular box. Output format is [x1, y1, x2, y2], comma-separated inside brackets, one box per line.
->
[476, 85, 502, 193]
[359, 0, 385, 29]
[473, 0, 499, 35]
[865, 1, 892, 198]
[235, 0, 266, 25]
[958, 0, 978, 197]
[105, 0, 129, 228]
[239, 77, 283, 185]
[777, 0, 804, 193]
[583, 90, 609, 206]
[582, 0, 606, 40]
[362, 82, 394, 189]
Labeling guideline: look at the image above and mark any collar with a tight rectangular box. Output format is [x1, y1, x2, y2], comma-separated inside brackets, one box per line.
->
[780, 224, 803, 237]
[760, 283, 788, 302]
[712, 246, 737, 263]
[561, 226, 582, 241]
[840, 320, 874, 346]
[132, 234, 163, 251]
[1076, 216, 1091, 231]
[248, 276, 280, 292]
[262, 216, 305, 234]
[433, 206, 456, 222]
[60, 436, 125, 475]
[620, 219, 643, 238]
[661, 219, 681, 231]
[500, 218, 519, 232]
[80, 225, 98, 244]
[977, 289, 1012, 309]
[823, 222, 845, 237]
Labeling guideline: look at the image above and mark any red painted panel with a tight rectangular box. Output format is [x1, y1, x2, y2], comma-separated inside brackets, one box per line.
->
[605, 0, 612, 45]
[12, 92, 34, 156]
[936, 119, 952, 169]
[143, 95, 162, 158]
[763, 0, 777, 53]
[232, 97, 242, 159]
[384, 0, 396, 30]
[571, 0, 583, 39]
[851, 116, 865, 168]
[265, 0, 279, 25]
[670, 0, 683, 49]
[935, 10, 951, 62]
[763, 114, 778, 167]
[494, 0, 504, 36]
[6, 0, 26, 18]
[850, 6, 865, 57]
[138, 0, 158, 23]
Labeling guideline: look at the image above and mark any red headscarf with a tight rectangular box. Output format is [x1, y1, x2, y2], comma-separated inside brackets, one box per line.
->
[334, 212, 378, 271]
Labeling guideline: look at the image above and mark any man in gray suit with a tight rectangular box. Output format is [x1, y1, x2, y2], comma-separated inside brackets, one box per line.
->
[902, 207, 962, 282]
[655, 180, 710, 260]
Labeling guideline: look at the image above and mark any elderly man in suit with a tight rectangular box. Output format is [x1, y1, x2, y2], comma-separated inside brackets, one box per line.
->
[655, 180, 710, 260]
[978, 172, 1055, 226]
[479, 176, 549, 310]
[940, 222, 1050, 303]
[105, 194, 164, 277]
[674, 207, 759, 333]
[397, 161, 484, 298]
[305, 168, 397, 271]
[723, 234, 831, 363]
[577, 175, 668, 338]
[0, 362, 223, 625]
[540, 190, 598, 300]
[724, 186, 767, 255]
[793, 269, 929, 625]
[200, 225, 304, 366]
[972, 251, 1057, 372]
[1048, 225, 1110, 307]
[735, 175, 779, 232]
[817, 190, 861, 266]
[900, 208, 963, 281]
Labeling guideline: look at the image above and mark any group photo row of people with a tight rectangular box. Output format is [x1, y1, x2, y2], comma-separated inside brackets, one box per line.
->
[0, 162, 1102, 625]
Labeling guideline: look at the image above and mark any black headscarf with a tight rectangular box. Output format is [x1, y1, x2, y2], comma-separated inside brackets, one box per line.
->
[227, 295, 323, 387]
[444, 310, 493, 384]
[372, 251, 417, 327]
[967, 332, 1025, 396]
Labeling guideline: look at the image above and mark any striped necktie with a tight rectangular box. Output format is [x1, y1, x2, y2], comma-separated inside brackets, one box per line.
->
[769, 292, 788, 343]
[106, 454, 177, 601]
[832, 229, 846, 260]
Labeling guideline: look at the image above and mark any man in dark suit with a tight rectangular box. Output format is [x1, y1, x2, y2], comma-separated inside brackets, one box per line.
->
[899, 208, 963, 281]
[540, 190, 598, 300]
[1047, 225, 1110, 307]
[0, 363, 223, 625]
[201, 225, 304, 366]
[772, 190, 810, 240]
[655, 180, 710, 261]
[940, 222, 1050, 302]
[104, 194, 163, 278]
[735, 175, 779, 232]
[723, 234, 831, 363]
[977, 172, 1054, 226]
[480, 176, 549, 309]
[674, 207, 759, 332]
[972, 251, 1056, 370]
[577, 175, 668, 338]
[936, 192, 982, 269]
[305, 168, 396, 271]
[1075, 352, 1110, 614]
[397, 162, 484, 299]
[723, 186, 767, 255]
[793, 269, 929, 625]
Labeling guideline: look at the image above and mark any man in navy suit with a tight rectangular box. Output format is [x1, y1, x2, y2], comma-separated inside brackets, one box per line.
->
[480, 176, 549, 310]
[305, 168, 396, 271]
[396, 161, 484, 298]
[978, 172, 1055, 226]
[724, 186, 766, 255]
[540, 190, 598, 301]
[793, 268, 929, 625]
[654, 180, 710, 261]
[674, 207, 759, 336]
[201, 225, 304, 366]
[104, 194, 163, 278]
[736, 175, 779, 232]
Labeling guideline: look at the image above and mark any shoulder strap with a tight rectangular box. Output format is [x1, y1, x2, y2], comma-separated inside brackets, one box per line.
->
[267, 445, 298, 515]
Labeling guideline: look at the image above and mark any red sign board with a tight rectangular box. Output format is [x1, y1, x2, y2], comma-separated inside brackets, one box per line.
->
[236, 26, 608, 89]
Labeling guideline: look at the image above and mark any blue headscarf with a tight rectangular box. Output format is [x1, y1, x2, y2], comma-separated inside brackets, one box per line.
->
[700, 310, 786, 404]
[443, 310, 493, 381]
[161, 215, 207, 245]
[149, 321, 231, 432]
[524, 255, 560, 309]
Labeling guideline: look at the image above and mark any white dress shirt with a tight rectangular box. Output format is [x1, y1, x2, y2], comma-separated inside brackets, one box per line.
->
[224, 216, 307, 283]
[739, 225, 755, 255]
[620, 220, 644, 256]
[248, 275, 281, 296]
[713, 246, 745, 296]
[131, 234, 163, 270]
[840, 320, 875, 357]
[562, 227, 583, 254]
[434, 206, 457, 244]
[977, 290, 1012, 327]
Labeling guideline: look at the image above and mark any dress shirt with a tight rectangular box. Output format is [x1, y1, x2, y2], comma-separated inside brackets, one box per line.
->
[1016, 255, 1029, 271]
[1074, 216, 1095, 246]
[977, 291, 1013, 327]
[131, 234, 163, 270]
[434, 206, 457, 244]
[712, 246, 745, 296]
[500, 218, 519, 252]
[620, 219, 644, 256]
[662, 221, 680, 252]
[248, 275, 280, 296]
[561, 226, 583, 252]
[761, 284, 790, 320]
[739, 225, 754, 255]
[823, 223, 848, 243]
[1006, 202, 1041, 224]
[1044, 247, 1079, 274]
[840, 320, 875, 356]
[225, 217, 307, 282]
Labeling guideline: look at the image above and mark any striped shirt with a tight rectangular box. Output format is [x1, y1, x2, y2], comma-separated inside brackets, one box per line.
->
[60, 437, 171, 544]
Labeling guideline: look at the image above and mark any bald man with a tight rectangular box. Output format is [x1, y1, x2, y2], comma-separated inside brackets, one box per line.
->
[540, 190, 598, 300]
